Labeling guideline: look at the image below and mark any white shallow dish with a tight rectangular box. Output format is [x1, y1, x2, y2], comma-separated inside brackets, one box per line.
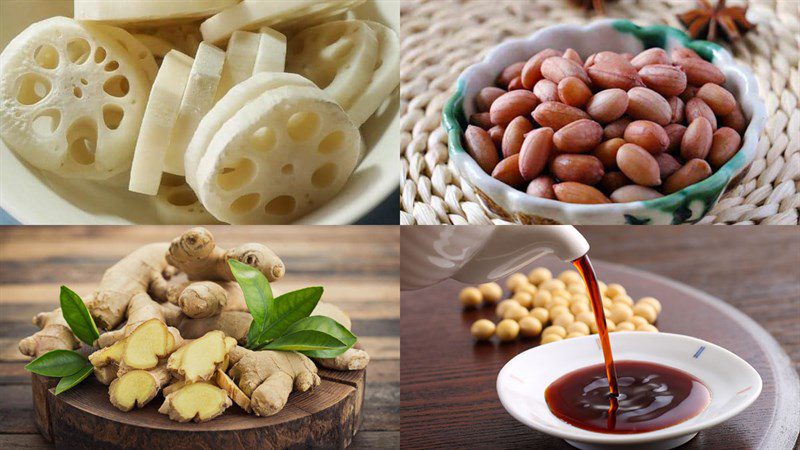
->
[0, 0, 399, 224]
[497, 332, 762, 450]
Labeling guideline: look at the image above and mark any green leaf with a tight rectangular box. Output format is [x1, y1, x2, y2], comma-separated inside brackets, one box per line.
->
[261, 329, 347, 353]
[248, 287, 324, 348]
[260, 316, 356, 358]
[25, 350, 89, 377]
[228, 259, 274, 346]
[55, 363, 93, 394]
[59, 286, 99, 345]
[286, 316, 357, 358]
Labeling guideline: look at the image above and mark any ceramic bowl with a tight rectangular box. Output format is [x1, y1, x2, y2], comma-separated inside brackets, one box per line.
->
[496, 332, 762, 450]
[443, 19, 766, 225]
[0, 0, 398, 224]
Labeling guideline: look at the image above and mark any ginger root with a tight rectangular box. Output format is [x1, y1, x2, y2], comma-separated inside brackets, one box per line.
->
[18, 308, 81, 357]
[227, 346, 320, 417]
[108, 362, 171, 411]
[96, 293, 183, 348]
[158, 382, 232, 423]
[215, 369, 251, 413]
[167, 227, 285, 282]
[174, 281, 229, 319]
[90, 319, 181, 371]
[167, 331, 236, 382]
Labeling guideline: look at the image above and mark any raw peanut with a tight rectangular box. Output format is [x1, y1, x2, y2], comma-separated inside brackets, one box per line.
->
[476, 87, 506, 112]
[610, 185, 664, 203]
[671, 47, 702, 62]
[626, 87, 672, 126]
[563, 48, 583, 66]
[550, 154, 605, 185]
[464, 125, 500, 174]
[616, 143, 661, 186]
[663, 159, 712, 194]
[638, 64, 687, 97]
[470, 112, 493, 129]
[680, 85, 699, 102]
[533, 79, 559, 103]
[508, 76, 524, 91]
[655, 153, 681, 179]
[603, 118, 631, 139]
[696, 83, 736, 115]
[586, 88, 628, 123]
[623, 120, 669, 155]
[586, 51, 626, 68]
[521, 48, 563, 89]
[622, 53, 635, 61]
[721, 105, 746, 134]
[686, 97, 718, 130]
[533, 101, 590, 130]
[558, 77, 592, 108]
[664, 123, 687, 153]
[502, 116, 534, 157]
[708, 127, 742, 169]
[488, 125, 505, 148]
[553, 182, 611, 204]
[599, 171, 631, 194]
[526, 175, 556, 199]
[630, 48, 669, 69]
[675, 57, 725, 86]
[681, 117, 713, 160]
[593, 138, 626, 169]
[492, 154, 525, 187]
[553, 119, 603, 153]
[490, 90, 539, 127]
[587, 58, 641, 90]
[497, 61, 525, 88]
[541, 56, 591, 85]
[667, 96, 685, 123]
[519, 127, 554, 181]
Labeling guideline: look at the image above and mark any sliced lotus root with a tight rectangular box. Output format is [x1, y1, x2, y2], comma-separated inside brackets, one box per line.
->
[164, 42, 225, 176]
[200, 0, 365, 45]
[90, 24, 158, 83]
[215, 31, 262, 101]
[75, 0, 238, 25]
[346, 21, 399, 127]
[153, 173, 216, 224]
[286, 20, 378, 111]
[0, 17, 149, 179]
[184, 72, 316, 190]
[131, 34, 175, 62]
[194, 85, 360, 224]
[254, 27, 287, 74]
[129, 50, 193, 195]
[132, 22, 203, 58]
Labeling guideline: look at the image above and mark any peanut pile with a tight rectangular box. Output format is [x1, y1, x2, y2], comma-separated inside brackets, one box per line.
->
[461, 268, 662, 343]
[463, 47, 747, 204]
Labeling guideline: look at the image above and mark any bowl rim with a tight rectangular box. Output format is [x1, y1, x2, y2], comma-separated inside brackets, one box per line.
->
[496, 331, 763, 445]
[442, 18, 767, 223]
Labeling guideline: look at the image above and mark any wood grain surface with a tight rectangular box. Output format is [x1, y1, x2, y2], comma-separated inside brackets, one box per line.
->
[401, 226, 800, 450]
[0, 226, 400, 449]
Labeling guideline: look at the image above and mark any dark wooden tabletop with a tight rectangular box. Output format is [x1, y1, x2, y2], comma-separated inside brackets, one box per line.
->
[0, 226, 399, 449]
[401, 226, 800, 449]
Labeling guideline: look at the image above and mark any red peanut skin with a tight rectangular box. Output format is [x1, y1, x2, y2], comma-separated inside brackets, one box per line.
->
[464, 125, 500, 174]
[519, 127, 554, 181]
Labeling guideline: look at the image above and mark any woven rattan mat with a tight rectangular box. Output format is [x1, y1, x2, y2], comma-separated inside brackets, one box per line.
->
[400, 0, 799, 225]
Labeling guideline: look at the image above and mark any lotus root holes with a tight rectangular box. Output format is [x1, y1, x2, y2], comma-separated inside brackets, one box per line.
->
[102, 104, 124, 130]
[311, 163, 338, 188]
[33, 44, 59, 69]
[73, 86, 83, 98]
[250, 127, 276, 152]
[93, 46, 107, 64]
[16, 73, 51, 105]
[318, 130, 345, 154]
[104, 61, 119, 72]
[229, 193, 260, 214]
[103, 75, 129, 97]
[264, 195, 296, 215]
[167, 188, 198, 206]
[66, 118, 97, 165]
[287, 112, 320, 141]
[216, 158, 256, 191]
[281, 164, 294, 175]
[66, 38, 90, 64]
[32, 110, 60, 136]
[160, 173, 185, 187]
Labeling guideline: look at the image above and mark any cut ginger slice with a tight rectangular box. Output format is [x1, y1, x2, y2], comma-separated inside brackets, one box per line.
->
[123, 319, 178, 369]
[159, 382, 232, 423]
[167, 330, 236, 382]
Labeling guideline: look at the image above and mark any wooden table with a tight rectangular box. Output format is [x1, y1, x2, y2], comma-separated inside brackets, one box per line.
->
[401, 226, 800, 449]
[0, 226, 399, 449]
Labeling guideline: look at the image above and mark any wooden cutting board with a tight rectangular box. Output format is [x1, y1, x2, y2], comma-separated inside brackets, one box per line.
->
[32, 368, 365, 450]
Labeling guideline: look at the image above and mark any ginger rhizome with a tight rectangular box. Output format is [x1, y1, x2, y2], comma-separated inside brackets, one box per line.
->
[167, 331, 236, 382]
[158, 381, 232, 422]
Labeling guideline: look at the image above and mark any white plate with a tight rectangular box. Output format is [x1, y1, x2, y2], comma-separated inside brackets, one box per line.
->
[497, 332, 762, 450]
[0, 0, 399, 224]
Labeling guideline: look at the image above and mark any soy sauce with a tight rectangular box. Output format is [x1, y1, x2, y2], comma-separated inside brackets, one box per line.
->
[544, 360, 711, 433]
[543, 255, 711, 434]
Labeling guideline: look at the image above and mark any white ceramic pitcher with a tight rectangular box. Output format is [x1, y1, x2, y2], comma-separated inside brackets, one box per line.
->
[401, 226, 589, 291]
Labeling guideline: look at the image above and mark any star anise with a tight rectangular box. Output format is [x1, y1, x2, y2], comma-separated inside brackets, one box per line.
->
[678, 0, 755, 42]
[568, 0, 617, 15]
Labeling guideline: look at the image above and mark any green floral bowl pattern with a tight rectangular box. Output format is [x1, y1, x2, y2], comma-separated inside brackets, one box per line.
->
[443, 19, 766, 225]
